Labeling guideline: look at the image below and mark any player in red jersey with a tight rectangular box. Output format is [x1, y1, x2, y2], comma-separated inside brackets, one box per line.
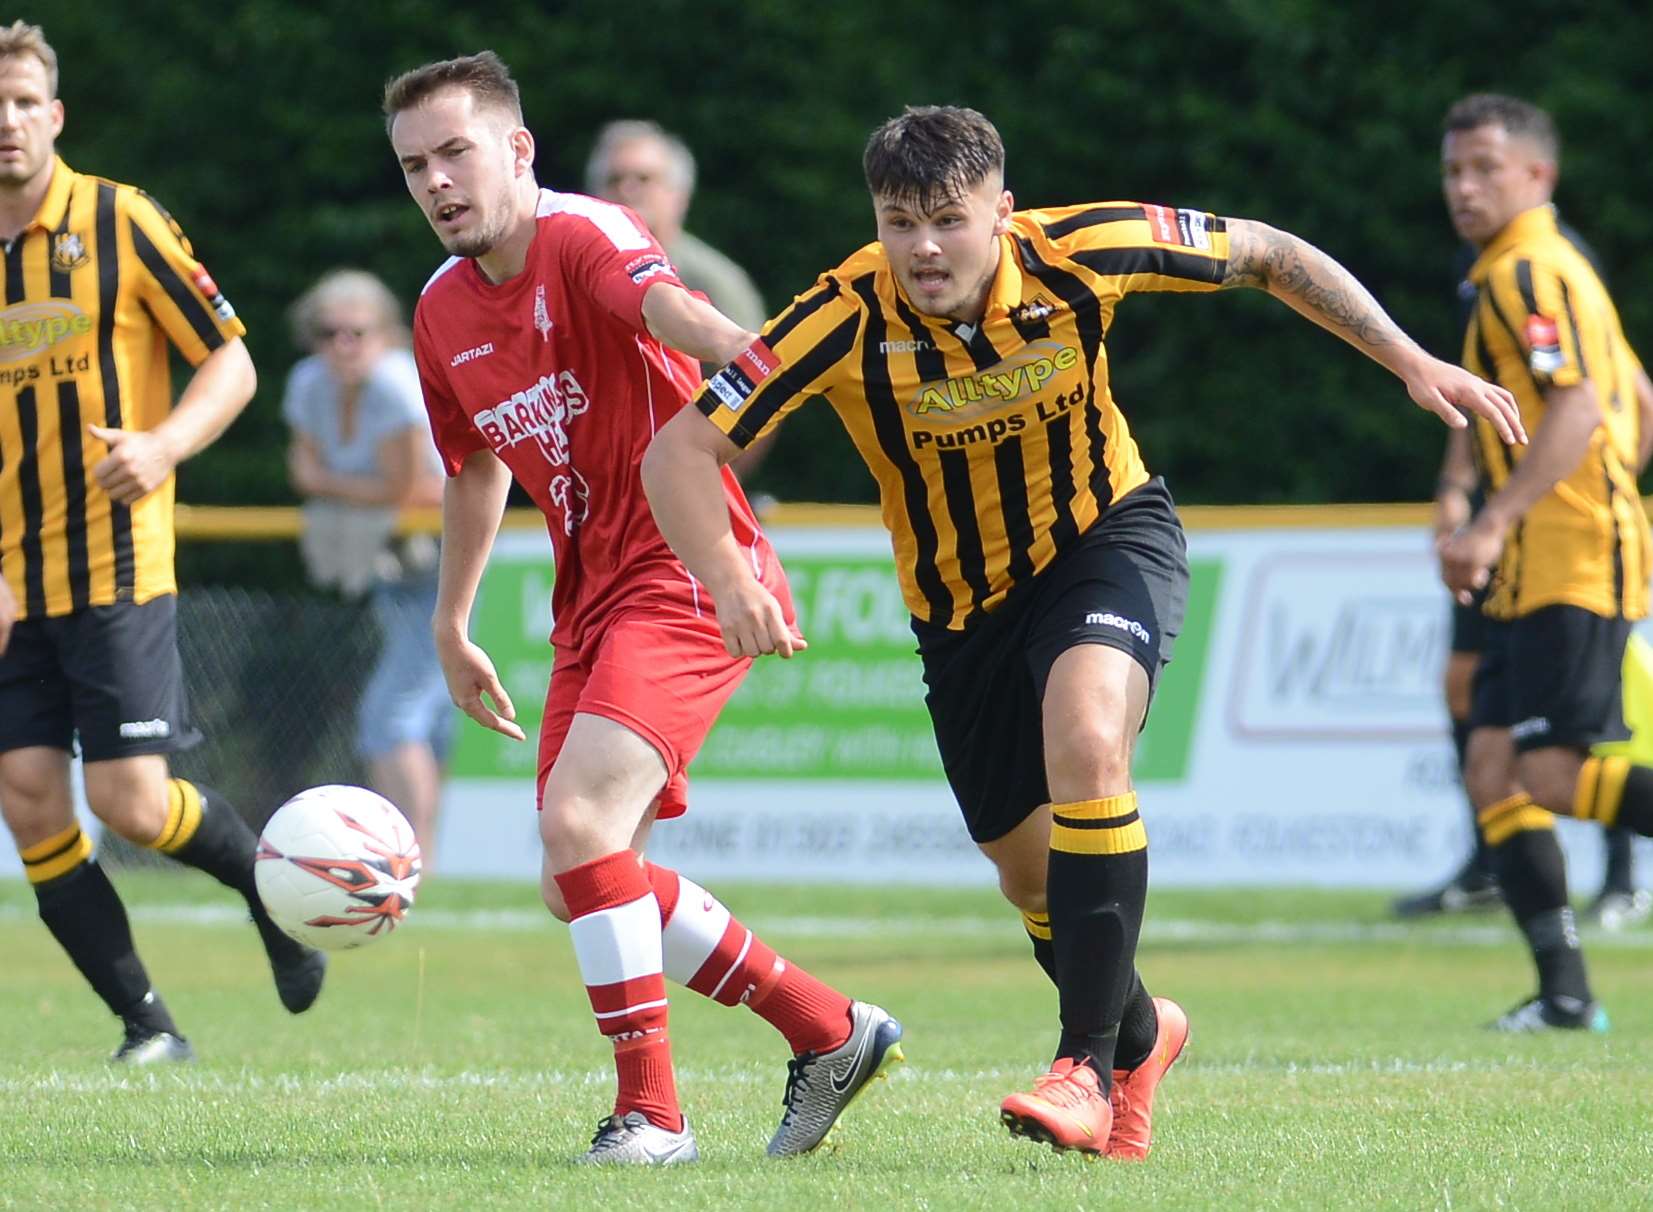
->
[383, 52, 902, 1165]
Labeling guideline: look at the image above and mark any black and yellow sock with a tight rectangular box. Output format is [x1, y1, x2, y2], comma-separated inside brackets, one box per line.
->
[148, 778, 258, 902]
[1047, 792, 1148, 1087]
[1576, 756, 1653, 838]
[1603, 827, 1637, 894]
[24, 827, 177, 1033]
[1478, 794, 1591, 1003]
[1021, 909, 1056, 985]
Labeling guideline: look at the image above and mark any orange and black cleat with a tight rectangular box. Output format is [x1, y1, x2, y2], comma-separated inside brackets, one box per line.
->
[999, 1057, 1113, 1158]
[1107, 996, 1190, 1161]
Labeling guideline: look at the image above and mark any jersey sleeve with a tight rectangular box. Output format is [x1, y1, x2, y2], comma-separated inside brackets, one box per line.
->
[556, 196, 687, 330]
[124, 190, 246, 366]
[694, 277, 862, 449]
[1044, 202, 1228, 297]
[413, 303, 487, 476]
[1483, 256, 1588, 389]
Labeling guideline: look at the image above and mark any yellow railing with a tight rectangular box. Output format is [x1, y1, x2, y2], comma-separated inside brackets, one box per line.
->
[175, 500, 1442, 540]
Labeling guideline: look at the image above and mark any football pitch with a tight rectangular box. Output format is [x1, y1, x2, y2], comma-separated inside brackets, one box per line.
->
[3, 872, 1651, 1211]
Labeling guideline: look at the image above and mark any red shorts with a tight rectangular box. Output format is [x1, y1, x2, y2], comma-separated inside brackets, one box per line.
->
[535, 570, 792, 819]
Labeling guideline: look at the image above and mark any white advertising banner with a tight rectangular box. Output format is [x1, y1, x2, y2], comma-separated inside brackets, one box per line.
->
[427, 523, 1636, 889]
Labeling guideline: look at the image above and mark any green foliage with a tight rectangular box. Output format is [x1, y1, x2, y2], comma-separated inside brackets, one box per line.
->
[4, 874, 1653, 1208]
[45, 2, 1653, 543]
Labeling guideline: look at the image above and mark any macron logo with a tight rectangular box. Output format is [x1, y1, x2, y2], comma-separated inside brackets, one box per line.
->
[451, 342, 494, 367]
[1084, 612, 1151, 644]
[118, 719, 170, 739]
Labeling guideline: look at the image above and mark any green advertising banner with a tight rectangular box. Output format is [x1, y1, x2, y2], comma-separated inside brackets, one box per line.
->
[449, 531, 1219, 784]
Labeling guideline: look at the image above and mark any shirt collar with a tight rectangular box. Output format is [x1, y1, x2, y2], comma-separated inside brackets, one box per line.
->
[27, 156, 75, 234]
[1469, 204, 1557, 282]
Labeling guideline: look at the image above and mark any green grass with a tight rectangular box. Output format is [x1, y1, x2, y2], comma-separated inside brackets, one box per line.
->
[3, 872, 1652, 1210]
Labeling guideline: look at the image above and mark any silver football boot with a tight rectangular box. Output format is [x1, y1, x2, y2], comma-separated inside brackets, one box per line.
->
[767, 1000, 904, 1157]
[577, 1111, 699, 1165]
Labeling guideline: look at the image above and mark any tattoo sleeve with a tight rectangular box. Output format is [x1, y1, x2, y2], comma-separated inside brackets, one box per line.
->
[1221, 218, 1408, 351]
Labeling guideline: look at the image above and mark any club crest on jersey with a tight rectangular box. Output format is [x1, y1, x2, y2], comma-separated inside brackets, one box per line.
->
[1010, 295, 1059, 325]
[1525, 314, 1565, 377]
[50, 232, 89, 272]
[707, 338, 778, 412]
[533, 284, 553, 342]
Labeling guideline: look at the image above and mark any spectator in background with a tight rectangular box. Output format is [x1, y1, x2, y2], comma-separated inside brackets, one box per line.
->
[283, 269, 452, 869]
[586, 121, 777, 486]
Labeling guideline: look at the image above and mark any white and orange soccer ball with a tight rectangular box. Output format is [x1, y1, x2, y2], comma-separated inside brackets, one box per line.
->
[254, 785, 421, 951]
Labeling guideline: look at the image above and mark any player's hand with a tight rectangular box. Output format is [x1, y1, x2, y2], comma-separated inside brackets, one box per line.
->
[87, 424, 179, 505]
[0, 574, 16, 656]
[1437, 515, 1505, 605]
[713, 578, 808, 660]
[1432, 486, 1472, 545]
[435, 632, 525, 740]
[1402, 358, 1526, 446]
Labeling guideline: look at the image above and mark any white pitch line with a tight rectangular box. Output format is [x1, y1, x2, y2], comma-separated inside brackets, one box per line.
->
[2, 902, 1652, 948]
[0, 1056, 1564, 1097]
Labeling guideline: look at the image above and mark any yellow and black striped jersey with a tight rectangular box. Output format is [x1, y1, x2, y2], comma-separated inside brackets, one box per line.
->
[1, 157, 244, 620]
[1462, 204, 1650, 621]
[696, 202, 1228, 629]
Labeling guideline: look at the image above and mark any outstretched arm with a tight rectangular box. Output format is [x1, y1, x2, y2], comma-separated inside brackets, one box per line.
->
[1222, 219, 1526, 446]
[641, 282, 754, 367]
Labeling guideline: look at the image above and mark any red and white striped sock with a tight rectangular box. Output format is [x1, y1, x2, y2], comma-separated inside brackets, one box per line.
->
[554, 852, 681, 1131]
[647, 861, 853, 1056]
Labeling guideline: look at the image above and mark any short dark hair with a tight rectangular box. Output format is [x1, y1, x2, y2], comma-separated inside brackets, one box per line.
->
[1444, 93, 1560, 165]
[863, 106, 1005, 213]
[382, 50, 524, 135]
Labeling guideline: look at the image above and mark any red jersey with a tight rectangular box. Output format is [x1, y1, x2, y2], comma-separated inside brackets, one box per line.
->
[413, 189, 772, 647]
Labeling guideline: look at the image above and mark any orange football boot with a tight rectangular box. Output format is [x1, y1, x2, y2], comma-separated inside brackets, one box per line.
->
[999, 1057, 1113, 1157]
[1106, 997, 1190, 1161]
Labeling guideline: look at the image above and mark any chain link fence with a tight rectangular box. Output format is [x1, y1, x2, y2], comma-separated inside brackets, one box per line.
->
[101, 587, 383, 869]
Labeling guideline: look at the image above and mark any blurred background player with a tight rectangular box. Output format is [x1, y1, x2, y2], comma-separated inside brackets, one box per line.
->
[384, 51, 900, 1165]
[586, 119, 777, 486]
[643, 104, 1524, 1159]
[0, 21, 324, 1064]
[1438, 93, 1653, 1030]
[283, 268, 452, 869]
[1396, 208, 1653, 927]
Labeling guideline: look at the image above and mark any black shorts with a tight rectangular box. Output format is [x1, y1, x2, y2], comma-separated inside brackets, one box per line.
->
[914, 477, 1188, 844]
[1469, 605, 1631, 752]
[1449, 582, 1491, 655]
[0, 595, 201, 762]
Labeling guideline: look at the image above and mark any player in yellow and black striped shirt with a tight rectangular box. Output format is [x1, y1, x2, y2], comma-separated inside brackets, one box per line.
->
[644, 105, 1524, 1157]
[1438, 94, 1653, 1033]
[0, 22, 324, 1065]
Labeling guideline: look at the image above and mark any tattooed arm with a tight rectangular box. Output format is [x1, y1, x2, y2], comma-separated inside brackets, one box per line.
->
[1221, 218, 1526, 445]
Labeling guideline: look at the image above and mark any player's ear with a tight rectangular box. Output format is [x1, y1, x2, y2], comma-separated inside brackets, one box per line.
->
[992, 189, 1014, 235]
[511, 126, 536, 176]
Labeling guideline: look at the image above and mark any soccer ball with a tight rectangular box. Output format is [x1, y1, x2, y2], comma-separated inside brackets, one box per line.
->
[254, 785, 422, 951]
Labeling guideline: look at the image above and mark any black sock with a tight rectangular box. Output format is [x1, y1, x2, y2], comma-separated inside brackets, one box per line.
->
[150, 779, 302, 957]
[1048, 794, 1149, 1090]
[31, 848, 178, 1033]
[1022, 910, 1057, 985]
[1578, 759, 1653, 839]
[1481, 795, 1591, 1003]
[1113, 969, 1160, 1072]
[149, 779, 259, 901]
[1603, 826, 1637, 894]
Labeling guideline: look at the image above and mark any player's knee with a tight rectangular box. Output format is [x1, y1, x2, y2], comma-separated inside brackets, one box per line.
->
[81, 765, 170, 846]
[540, 870, 573, 922]
[1045, 717, 1132, 793]
[998, 871, 1047, 916]
[0, 765, 76, 848]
